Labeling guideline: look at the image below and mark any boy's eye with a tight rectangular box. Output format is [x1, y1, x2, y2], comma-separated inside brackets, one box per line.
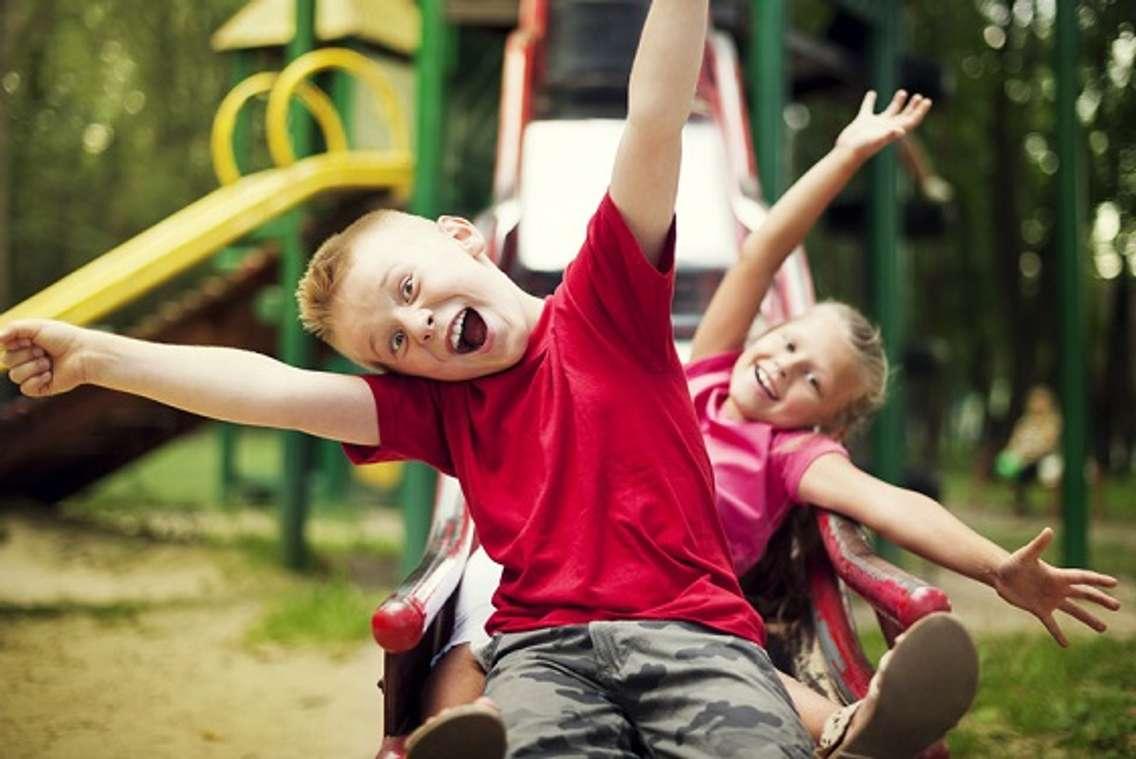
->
[807, 373, 821, 391]
[390, 331, 406, 354]
[400, 276, 414, 302]
[786, 340, 796, 352]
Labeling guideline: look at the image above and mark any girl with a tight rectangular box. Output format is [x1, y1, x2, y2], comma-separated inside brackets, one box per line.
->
[403, 91, 1120, 759]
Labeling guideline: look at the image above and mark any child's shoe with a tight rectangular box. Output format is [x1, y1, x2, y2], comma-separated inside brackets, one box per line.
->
[406, 697, 505, 759]
[815, 612, 978, 758]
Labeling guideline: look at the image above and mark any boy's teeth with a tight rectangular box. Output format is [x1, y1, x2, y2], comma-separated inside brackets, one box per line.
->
[450, 309, 467, 351]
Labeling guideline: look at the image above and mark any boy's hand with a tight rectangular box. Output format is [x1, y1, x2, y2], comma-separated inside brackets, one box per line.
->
[993, 527, 1121, 646]
[835, 90, 932, 161]
[1, 319, 91, 397]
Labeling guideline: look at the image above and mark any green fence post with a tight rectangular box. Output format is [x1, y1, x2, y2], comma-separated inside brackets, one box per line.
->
[217, 50, 256, 504]
[751, 0, 786, 203]
[279, 0, 318, 569]
[867, 1, 903, 560]
[1054, 0, 1088, 567]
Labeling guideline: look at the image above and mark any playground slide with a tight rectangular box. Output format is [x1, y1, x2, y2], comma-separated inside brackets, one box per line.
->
[0, 149, 412, 502]
[1, 150, 410, 328]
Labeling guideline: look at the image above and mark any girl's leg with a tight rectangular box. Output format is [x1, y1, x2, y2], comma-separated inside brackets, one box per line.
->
[776, 671, 839, 741]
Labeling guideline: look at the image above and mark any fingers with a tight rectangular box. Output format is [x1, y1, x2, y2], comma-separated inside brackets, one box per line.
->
[1060, 568, 1119, 588]
[1059, 600, 1108, 633]
[8, 355, 52, 385]
[899, 94, 933, 128]
[1039, 612, 1069, 647]
[859, 90, 878, 114]
[18, 370, 53, 397]
[883, 89, 908, 116]
[0, 319, 42, 346]
[1068, 584, 1121, 611]
[1023, 527, 1055, 560]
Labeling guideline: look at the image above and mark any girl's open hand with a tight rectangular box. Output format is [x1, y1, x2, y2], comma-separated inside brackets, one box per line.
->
[836, 90, 932, 159]
[1, 319, 90, 397]
[993, 527, 1121, 646]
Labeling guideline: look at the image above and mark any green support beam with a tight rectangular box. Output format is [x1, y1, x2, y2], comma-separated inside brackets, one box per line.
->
[751, 0, 786, 203]
[1054, 0, 1088, 567]
[279, 0, 318, 570]
[866, 1, 903, 560]
[400, 0, 456, 575]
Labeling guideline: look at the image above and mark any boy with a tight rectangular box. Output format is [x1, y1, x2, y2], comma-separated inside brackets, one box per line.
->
[4, 2, 817, 755]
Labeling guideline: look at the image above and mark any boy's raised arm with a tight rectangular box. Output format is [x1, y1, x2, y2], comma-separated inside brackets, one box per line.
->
[609, 0, 709, 265]
[691, 90, 932, 361]
[1, 319, 379, 446]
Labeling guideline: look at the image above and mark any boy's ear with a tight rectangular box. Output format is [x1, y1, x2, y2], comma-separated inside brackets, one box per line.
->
[437, 215, 488, 260]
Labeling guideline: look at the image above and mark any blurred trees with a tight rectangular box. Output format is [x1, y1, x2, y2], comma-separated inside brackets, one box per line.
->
[1, 0, 244, 310]
[792, 0, 1134, 473]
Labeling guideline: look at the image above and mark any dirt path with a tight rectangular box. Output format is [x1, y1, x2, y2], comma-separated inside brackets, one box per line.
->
[0, 513, 385, 759]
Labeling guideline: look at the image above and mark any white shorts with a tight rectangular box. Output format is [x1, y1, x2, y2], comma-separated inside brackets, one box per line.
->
[432, 545, 503, 666]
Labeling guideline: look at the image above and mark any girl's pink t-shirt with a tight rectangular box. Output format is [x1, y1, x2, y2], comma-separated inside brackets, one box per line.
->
[685, 352, 849, 576]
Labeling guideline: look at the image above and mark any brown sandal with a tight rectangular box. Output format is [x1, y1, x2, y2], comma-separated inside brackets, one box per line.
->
[816, 612, 978, 758]
[406, 700, 506, 759]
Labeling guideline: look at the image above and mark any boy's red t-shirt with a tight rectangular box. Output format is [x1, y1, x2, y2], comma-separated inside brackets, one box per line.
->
[345, 193, 764, 644]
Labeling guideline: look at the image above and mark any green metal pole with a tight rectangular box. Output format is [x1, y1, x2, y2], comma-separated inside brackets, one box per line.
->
[279, 0, 318, 569]
[751, 0, 786, 203]
[867, 2, 903, 560]
[400, 0, 455, 575]
[1055, 0, 1088, 567]
[217, 50, 256, 504]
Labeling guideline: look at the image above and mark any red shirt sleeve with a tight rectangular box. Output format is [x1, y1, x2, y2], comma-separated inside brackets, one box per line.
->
[559, 192, 678, 368]
[341, 373, 456, 475]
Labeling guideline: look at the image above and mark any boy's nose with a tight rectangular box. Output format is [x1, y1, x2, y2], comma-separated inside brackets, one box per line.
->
[410, 309, 436, 343]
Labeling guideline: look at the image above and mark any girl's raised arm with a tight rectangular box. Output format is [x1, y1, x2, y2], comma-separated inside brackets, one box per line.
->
[691, 91, 931, 361]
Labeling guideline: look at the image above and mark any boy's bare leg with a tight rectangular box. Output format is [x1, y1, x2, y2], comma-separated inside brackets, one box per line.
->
[421, 644, 488, 717]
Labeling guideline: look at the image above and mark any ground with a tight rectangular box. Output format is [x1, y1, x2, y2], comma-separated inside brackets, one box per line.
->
[0, 488, 1131, 754]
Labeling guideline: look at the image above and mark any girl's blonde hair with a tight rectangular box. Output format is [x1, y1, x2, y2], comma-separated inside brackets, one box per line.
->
[812, 300, 890, 440]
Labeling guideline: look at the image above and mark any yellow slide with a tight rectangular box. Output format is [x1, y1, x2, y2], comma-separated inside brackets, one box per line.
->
[0, 150, 410, 328]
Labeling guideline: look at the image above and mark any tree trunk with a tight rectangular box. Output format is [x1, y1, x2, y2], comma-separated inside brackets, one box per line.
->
[0, 0, 12, 313]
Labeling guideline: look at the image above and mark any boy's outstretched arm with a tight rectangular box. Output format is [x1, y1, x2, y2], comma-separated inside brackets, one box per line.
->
[609, 0, 709, 265]
[799, 454, 1121, 646]
[1, 319, 379, 446]
[691, 90, 932, 361]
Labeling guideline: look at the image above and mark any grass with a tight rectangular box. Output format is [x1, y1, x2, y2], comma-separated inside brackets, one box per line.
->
[857, 629, 1136, 757]
[245, 576, 376, 649]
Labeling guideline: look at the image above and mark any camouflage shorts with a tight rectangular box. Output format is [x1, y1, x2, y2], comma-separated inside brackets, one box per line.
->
[479, 620, 812, 758]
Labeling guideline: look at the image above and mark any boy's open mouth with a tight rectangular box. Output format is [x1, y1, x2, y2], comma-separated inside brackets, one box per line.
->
[754, 364, 779, 401]
[450, 307, 488, 354]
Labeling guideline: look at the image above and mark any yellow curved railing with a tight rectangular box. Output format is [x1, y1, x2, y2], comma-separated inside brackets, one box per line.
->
[266, 47, 411, 168]
[211, 72, 349, 186]
[1, 48, 413, 335]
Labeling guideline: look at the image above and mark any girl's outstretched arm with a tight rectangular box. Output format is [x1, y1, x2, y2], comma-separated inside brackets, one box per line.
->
[798, 453, 1120, 646]
[691, 90, 932, 361]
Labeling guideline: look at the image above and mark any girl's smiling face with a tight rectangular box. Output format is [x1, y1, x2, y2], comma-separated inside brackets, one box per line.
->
[726, 306, 864, 432]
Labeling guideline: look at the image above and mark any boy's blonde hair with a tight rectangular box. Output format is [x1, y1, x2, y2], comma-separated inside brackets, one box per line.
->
[814, 300, 889, 440]
[296, 209, 405, 343]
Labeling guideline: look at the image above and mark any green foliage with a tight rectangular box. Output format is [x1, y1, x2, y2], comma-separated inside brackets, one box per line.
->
[4, 0, 247, 309]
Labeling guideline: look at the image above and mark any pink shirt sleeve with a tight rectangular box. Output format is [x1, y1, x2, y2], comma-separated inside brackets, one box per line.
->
[560, 192, 678, 368]
[341, 373, 456, 475]
[769, 428, 848, 503]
